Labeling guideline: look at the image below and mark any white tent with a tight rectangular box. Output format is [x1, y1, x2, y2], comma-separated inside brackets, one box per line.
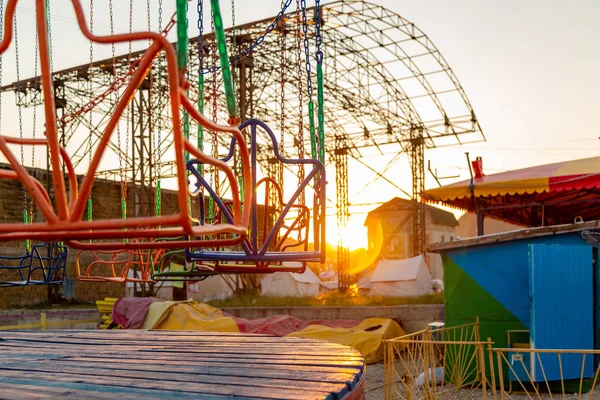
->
[370, 255, 434, 297]
[261, 265, 321, 297]
[357, 271, 373, 290]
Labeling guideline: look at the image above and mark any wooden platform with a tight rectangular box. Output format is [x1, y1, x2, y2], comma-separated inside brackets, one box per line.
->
[0, 330, 365, 399]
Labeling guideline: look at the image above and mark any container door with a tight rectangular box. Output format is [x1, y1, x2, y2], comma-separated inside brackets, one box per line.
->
[529, 244, 593, 382]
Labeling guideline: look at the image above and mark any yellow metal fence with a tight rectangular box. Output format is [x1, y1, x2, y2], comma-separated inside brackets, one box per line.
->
[385, 323, 600, 400]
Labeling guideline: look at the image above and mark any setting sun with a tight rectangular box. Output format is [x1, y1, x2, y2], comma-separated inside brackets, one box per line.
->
[325, 216, 369, 251]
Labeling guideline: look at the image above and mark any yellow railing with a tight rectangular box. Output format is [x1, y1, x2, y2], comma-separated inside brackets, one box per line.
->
[385, 323, 600, 400]
[385, 321, 489, 400]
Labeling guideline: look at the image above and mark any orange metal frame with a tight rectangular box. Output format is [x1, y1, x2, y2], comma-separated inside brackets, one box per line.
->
[0, 0, 251, 250]
[76, 246, 165, 283]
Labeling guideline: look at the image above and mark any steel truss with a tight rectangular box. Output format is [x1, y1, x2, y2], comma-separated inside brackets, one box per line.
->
[1, 1, 484, 288]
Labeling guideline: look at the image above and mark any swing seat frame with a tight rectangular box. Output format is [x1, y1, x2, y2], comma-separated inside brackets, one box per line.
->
[76, 241, 165, 283]
[0, 242, 67, 287]
[0, 0, 252, 250]
[183, 118, 326, 275]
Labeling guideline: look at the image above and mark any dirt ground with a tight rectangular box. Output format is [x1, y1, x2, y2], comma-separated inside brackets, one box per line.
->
[365, 363, 386, 400]
[363, 363, 600, 399]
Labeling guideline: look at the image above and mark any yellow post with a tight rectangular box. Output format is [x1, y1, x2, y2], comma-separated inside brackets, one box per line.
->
[40, 312, 47, 330]
[487, 338, 497, 400]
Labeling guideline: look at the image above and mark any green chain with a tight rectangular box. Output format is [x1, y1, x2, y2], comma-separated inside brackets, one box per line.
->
[308, 101, 316, 159]
[316, 63, 325, 164]
[176, 0, 189, 70]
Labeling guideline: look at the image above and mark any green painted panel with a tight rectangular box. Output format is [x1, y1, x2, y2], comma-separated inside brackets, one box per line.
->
[443, 254, 528, 387]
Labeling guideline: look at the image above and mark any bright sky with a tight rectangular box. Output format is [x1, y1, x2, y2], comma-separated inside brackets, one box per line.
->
[1, 1, 599, 250]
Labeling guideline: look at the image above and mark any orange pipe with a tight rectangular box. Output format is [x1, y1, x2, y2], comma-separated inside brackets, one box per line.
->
[0, 0, 253, 248]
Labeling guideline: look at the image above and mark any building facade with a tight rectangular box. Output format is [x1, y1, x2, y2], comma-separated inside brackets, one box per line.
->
[364, 197, 458, 280]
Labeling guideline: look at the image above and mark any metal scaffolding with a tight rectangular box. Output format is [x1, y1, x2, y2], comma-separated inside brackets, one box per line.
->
[1, 0, 484, 288]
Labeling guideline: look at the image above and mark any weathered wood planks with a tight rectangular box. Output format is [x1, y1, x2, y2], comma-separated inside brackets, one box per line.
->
[0, 330, 365, 399]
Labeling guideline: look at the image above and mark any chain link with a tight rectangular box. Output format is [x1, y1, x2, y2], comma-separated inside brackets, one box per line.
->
[231, 0, 238, 116]
[315, 0, 322, 62]
[295, 0, 305, 209]
[278, 1, 285, 191]
[200, 0, 293, 74]
[14, 8, 26, 225]
[157, 0, 165, 216]
[30, 24, 40, 225]
[108, 0, 124, 196]
[31, 17, 40, 193]
[46, 0, 54, 75]
[197, 0, 204, 66]
[0, 0, 3, 140]
[158, 0, 163, 30]
[211, 15, 219, 199]
[301, 0, 312, 99]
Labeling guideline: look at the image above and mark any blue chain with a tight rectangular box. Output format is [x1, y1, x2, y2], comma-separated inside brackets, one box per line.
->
[200, 0, 293, 74]
[315, 0, 322, 64]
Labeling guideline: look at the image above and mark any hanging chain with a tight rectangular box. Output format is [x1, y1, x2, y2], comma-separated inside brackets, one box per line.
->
[200, 0, 293, 74]
[197, 0, 204, 152]
[315, 0, 322, 59]
[30, 18, 40, 226]
[46, 0, 54, 75]
[278, 2, 285, 194]
[315, 0, 325, 164]
[147, 0, 158, 215]
[231, 0, 238, 117]
[301, 0, 312, 100]
[87, 0, 94, 226]
[14, 8, 27, 247]
[0, 0, 3, 139]
[158, 0, 163, 30]
[211, 16, 219, 199]
[156, 0, 164, 216]
[295, 0, 305, 208]
[109, 0, 126, 212]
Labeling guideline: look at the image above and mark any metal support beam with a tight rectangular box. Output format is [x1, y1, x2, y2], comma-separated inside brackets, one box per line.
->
[410, 130, 425, 256]
[335, 138, 350, 291]
[130, 82, 154, 218]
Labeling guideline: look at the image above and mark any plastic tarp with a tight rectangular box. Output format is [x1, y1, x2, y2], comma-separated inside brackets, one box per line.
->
[288, 318, 406, 364]
[112, 297, 163, 329]
[261, 268, 321, 297]
[149, 302, 240, 332]
[370, 255, 433, 297]
[122, 300, 404, 364]
[232, 314, 363, 336]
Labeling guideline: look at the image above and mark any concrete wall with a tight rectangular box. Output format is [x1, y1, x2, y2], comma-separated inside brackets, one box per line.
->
[222, 304, 444, 333]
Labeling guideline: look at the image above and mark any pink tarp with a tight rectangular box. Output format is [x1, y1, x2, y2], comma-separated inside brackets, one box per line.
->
[229, 314, 363, 336]
[112, 297, 164, 329]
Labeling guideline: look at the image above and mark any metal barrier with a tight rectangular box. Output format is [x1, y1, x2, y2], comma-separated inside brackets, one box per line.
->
[385, 323, 600, 399]
[384, 321, 490, 400]
[492, 347, 600, 399]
